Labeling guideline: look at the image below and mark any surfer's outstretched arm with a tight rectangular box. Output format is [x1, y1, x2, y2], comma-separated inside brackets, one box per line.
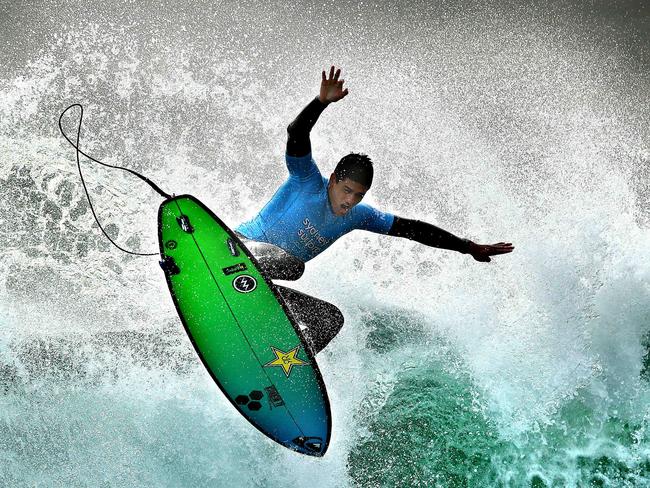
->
[388, 217, 514, 262]
[287, 66, 349, 158]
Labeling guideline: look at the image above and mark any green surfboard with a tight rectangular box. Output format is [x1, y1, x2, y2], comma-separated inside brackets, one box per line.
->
[157, 195, 331, 456]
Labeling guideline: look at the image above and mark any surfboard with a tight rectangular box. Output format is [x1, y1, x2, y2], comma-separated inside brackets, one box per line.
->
[157, 194, 331, 456]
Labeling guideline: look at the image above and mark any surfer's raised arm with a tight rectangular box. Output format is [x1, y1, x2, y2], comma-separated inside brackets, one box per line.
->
[286, 66, 349, 158]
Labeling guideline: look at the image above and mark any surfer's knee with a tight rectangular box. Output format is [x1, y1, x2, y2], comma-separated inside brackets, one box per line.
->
[330, 306, 344, 331]
[322, 303, 344, 338]
[309, 306, 344, 354]
[276, 254, 304, 281]
[290, 258, 305, 280]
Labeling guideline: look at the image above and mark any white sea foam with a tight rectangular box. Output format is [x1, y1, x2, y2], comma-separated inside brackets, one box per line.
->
[1, 1, 649, 485]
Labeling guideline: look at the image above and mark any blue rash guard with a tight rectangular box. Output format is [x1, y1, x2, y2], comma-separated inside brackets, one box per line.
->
[236, 153, 394, 262]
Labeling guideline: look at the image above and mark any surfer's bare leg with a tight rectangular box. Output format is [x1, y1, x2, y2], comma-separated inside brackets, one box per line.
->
[235, 233, 305, 281]
[275, 285, 344, 354]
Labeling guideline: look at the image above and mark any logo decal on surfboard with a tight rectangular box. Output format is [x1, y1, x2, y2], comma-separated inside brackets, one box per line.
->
[264, 345, 309, 377]
[233, 275, 257, 293]
[265, 385, 285, 408]
[223, 262, 247, 276]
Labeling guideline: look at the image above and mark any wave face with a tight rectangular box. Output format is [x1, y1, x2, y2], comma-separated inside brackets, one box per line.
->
[1, 1, 649, 486]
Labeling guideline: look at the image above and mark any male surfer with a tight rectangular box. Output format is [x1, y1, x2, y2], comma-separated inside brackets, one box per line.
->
[236, 66, 514, 354]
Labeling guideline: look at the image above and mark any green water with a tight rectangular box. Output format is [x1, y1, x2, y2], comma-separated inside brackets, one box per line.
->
[348, 366, 650, 487]
[345, 313, 650, 487]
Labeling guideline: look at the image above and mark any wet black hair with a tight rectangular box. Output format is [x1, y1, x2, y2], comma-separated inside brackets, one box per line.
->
[333, 152, 374, 188]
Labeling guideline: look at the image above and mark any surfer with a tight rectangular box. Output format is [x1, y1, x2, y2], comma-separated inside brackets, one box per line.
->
[236, 66, 514, 354]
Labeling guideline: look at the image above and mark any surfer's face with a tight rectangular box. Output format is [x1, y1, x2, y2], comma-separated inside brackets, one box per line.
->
[327, 175, 369, 216]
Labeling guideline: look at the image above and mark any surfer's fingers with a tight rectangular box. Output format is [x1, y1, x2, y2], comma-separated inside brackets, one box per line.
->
[329, 65, 335, 79]
[334, 68, 341, 81]
[491, 243, 514, 250]
[322, 70, 327, 81]
[489, 245, 512, 252]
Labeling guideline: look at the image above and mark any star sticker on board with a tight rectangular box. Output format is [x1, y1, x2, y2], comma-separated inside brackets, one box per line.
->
[263, 345, 309, 377]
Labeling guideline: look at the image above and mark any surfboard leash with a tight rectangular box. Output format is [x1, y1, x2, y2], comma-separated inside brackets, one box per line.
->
[58, 103, 171, 257]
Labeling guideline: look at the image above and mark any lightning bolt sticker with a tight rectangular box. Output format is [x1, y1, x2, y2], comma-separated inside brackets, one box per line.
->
[233, 275, 257, 293]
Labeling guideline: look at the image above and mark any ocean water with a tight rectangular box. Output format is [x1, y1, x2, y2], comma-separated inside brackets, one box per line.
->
[1, 1, 649, 486]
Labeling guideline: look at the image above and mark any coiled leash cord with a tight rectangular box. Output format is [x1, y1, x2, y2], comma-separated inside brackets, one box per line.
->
[59, 104, 171, 256]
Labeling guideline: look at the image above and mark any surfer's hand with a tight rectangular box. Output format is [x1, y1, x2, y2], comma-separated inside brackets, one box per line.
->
[319, 66, 349, 104]
[468, 242, 514, 262]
